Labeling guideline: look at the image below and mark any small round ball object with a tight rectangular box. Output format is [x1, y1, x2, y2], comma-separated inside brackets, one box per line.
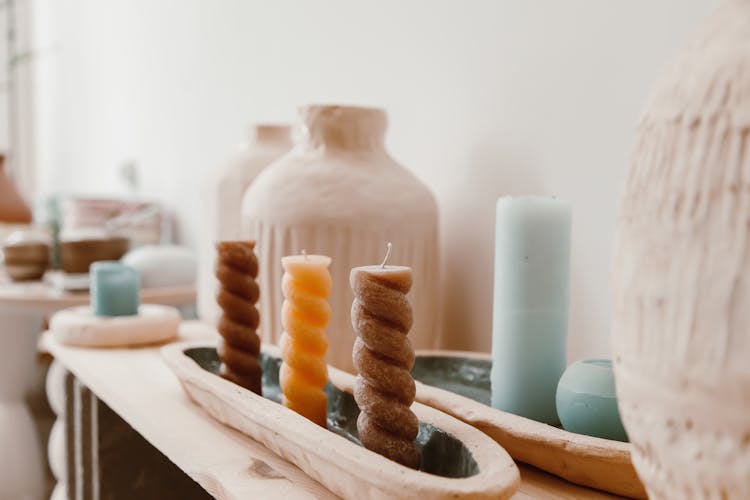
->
[121, 245, 196, 288]
[555, 359, 628, 442]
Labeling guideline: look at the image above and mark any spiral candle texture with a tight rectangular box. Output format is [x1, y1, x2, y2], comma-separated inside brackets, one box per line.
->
[215, 241, 262, 395]
[351, 264, 419, 469]
[279, 254, 331, 427]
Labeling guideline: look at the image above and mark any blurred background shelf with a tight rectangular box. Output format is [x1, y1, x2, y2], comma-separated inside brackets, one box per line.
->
[0, 266, 195, 499]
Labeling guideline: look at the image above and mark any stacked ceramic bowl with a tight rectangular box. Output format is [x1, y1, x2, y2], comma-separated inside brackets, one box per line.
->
[2, 230, 52, 281]
[59, 233, 129, 274]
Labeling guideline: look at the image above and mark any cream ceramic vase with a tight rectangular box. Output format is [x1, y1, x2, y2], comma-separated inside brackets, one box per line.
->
[612, 1, 750, 497]
[198, 125, 292, 325]
[242, 105, 440, 372]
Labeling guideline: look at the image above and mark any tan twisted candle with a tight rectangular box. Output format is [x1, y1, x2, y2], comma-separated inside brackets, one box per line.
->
[215, 241, 262, 395]
[350, 256, 419, 469]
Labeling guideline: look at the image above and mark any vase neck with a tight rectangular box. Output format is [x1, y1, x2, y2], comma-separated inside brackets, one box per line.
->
[298, 105, 387, 153]
[248, 124, 292, 146]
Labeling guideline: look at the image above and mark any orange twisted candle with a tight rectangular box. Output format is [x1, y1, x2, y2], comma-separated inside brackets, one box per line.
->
[279, 253, 331, 427]
[215, 241, 262, 395]
[350, 244, 419, 469]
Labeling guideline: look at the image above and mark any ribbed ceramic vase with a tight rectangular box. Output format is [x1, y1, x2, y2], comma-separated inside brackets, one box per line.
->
[612, 1, 750, 497]
[241, 105, 440, 372]
[198, 125, 292, 325]
[0, 155, 32, 224]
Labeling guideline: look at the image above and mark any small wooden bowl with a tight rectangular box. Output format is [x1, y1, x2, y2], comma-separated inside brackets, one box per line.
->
[2, 241, 50, 281]
[411, 350, 647, 499]
[162, 341, 520, 500]
[60, 236, 129, 274]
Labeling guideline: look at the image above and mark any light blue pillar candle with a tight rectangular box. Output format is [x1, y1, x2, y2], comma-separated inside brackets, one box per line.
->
[490, 196, 571, 424]
[91, 261, 140, 317]
[556, 359, 628, 442]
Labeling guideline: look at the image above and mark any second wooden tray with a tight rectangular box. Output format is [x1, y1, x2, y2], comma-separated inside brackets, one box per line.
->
[411, 350, 646, 499]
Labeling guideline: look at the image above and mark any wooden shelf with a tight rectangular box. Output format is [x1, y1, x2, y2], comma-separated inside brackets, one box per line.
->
[0, 270, 195, 314]
[42, 321, 622, 499]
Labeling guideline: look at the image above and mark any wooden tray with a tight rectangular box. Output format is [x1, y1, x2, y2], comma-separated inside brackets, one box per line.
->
[411, 350, 646, 499]
[162, 341, 520, 500]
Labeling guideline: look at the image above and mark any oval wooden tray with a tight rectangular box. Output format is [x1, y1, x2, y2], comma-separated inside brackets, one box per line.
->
[410, 350, 646, 499]
[162, 341, 520, 500]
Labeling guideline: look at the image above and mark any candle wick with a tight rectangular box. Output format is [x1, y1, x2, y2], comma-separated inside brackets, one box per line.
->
[302, 249, 308, 260]
[380, 242, 392, 269]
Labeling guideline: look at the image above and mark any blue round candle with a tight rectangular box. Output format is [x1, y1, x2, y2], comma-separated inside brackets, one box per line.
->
[91, 261, 140, 317]
[555, 359, 628, 442]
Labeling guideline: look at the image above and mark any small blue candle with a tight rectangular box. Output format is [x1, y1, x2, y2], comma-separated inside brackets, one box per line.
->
[556, 359, 628, 442]
[490, 196, 571, 424]
[91, 261, 140, 317]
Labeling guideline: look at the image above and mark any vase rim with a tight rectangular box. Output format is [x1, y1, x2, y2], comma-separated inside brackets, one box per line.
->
[247, 123, 292, 144]
[297, 104, 387, 152]
[298, 103, 386, 114]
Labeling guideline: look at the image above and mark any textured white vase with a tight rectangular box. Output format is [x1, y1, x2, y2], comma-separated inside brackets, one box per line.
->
[198, 125, 292, 324]
[242, 105, 441, 372]
[612, 1, 750, 497]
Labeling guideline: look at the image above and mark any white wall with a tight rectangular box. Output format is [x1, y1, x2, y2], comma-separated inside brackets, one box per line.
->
[31, 0, 718, 359]
[0, 0, 37, 199]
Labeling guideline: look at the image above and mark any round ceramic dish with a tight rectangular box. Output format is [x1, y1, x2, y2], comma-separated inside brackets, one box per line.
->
[161, 341, 520, 500]
[50, 304, 180, 347]
[411, 350, 646, 499]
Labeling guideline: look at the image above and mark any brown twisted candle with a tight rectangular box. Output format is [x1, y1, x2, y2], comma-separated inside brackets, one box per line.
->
[215, 241, 262, 395]
[350, 257, 419, 469]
